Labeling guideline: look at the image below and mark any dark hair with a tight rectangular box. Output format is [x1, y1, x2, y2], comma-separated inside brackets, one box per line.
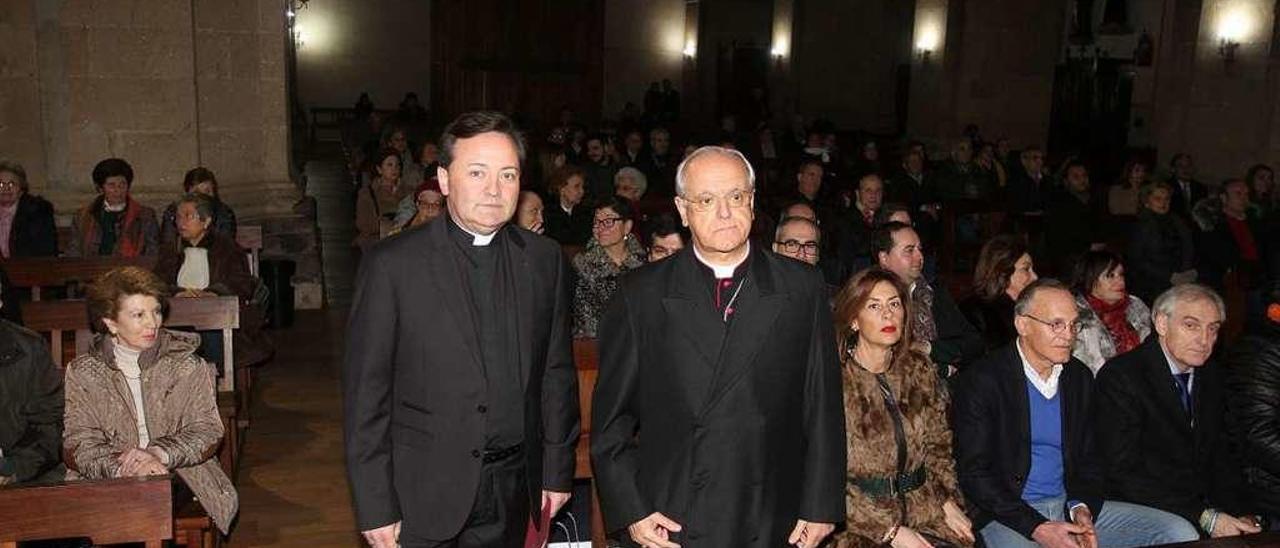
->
[1219, 177, 1248, 197]
[1246, 163, 1274, 186]
[1115, 158, 1149, 188]
[779, 199, 817, 220]
[880, 202, 912, 223]
[832, 267, 916, 368]
[0, 160, 28, 192]
[369, 147, 402, 176]
[176, 192, 216, 222]
[547, 165, 586, 197]
[182, 167, 217, 192]
[1070, 250, 1124, 296]
[973, 235, 1030, 302]
[1062, 159, 1089, 176]
[871, 221, 915, 259]
[593, 196, 634, 222]
[796, 158, 824, 175]
[1012, 278, 1072, 316]
[1170, 152, 1191, 167]
[92, 158, 134, 189]
[643, 212, 685, 246]
[86, 266, 169, 333]
[438, 111, 527, 168]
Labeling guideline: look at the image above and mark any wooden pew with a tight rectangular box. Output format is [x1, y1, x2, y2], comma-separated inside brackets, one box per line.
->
[3, 256, 157, 301]
[0, 476, 172, 547]
[21, 297, 243, 479]
[572, 338, 607, 547]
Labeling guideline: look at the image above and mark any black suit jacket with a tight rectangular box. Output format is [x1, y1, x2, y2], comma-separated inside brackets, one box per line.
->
[8, 194, 58, 258]
[953, 343, 1105, 539]
[1169, 178, 1208, 220]
[591, 248, 845, 546]
[343, 218, 580, 538]
[1095, 337, 1246, 525]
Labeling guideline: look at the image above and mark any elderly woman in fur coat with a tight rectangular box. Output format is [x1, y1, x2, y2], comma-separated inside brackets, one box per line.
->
[831, 268, 975, 547]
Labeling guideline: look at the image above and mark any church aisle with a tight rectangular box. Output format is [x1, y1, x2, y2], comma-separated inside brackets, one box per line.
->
[228, 309, 358, 547]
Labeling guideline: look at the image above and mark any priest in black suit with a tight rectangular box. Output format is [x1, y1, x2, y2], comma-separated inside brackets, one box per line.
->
[344, 112, 580, 548]
[592, 146, 845, 548]
[1095, 283, 1261, 538]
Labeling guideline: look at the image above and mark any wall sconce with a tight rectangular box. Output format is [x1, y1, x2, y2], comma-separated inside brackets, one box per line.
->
[1218, 38, 1239, 63]
[915, 25, 940, 65]
[1216, 9, 1249, 64]
[683, 39, 697, 59]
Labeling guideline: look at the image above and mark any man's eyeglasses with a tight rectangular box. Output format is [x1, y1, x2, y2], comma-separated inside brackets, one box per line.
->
[593, 217, 625, 229]
[1020, 313, 1083, 335]
[678, 188, 753, 213]
[776, 240, 819, 256]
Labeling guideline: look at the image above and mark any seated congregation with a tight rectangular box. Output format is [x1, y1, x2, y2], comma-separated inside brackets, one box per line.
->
[0, 158, 271, 546]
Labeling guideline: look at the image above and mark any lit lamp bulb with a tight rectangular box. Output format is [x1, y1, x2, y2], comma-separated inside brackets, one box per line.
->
[683, 39, 697, 58]
[1217, 10, 1248, 63]
[916, 27, 940, 62]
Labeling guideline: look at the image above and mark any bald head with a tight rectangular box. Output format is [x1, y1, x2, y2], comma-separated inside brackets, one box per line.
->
[676, 146, 756, 197]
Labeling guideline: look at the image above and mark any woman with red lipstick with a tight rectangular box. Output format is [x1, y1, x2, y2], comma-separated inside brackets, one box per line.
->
[1070, 250, 1152, 374]
[62, 267, 238, 536]
[832, 268, 975, 547]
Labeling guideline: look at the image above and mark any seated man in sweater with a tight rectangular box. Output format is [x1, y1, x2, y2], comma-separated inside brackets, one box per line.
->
[953, 279, 1199, 547]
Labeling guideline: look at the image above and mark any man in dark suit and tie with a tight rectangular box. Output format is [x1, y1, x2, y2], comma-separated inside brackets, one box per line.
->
[592, 146, 845, 547]
[1095, 284, 1262, 538]
[1167, 153, 1208, 220]
[344, 111, 580, 548]
[953, 279, 1199, 547]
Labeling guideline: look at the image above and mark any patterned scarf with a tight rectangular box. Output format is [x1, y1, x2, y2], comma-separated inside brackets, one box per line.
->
[911, 283, 938, 343]
[1087, 294, 1140, 354]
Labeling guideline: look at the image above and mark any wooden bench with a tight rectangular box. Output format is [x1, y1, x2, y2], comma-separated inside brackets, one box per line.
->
[21, 297, 243, 479]
[0, 476, 172, 547]
[50, 224, 263, 276]
[572, 338, 607, 547]
[3, 256, 157, 301]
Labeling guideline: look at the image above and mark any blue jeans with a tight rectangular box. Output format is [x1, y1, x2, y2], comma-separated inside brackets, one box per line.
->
[980, 496, 1200, 547]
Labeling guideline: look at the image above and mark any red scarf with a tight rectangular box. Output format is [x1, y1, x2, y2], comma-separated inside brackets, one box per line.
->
[1087, 294, 1140, 354]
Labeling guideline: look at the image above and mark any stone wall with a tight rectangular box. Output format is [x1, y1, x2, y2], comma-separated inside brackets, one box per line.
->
[601, 0, 686, 119]
[0, 0, 321, 309]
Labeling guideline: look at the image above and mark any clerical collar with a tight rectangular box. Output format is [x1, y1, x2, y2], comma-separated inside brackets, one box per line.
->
[448, 215, 498, 246]
[694, 242, 750, 278]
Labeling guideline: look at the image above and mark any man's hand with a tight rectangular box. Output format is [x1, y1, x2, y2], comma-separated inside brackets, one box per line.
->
[361, 521, 401, 548]
[542, 489, 571, 517]
[1031, 521, 1090, 548]
[1070, 506, 1099, 548]
[0, 475, 14, 486]
[1211, 513, 1263, 537]
[628, 512, 682, 548]
[788, 520, 835, 548]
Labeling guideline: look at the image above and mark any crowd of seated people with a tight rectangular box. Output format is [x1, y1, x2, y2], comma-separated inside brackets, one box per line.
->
[328, 96, 1280, 546]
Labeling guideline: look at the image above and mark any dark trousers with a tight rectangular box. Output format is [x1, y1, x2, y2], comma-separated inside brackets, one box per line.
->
[402, 452, 531, 548]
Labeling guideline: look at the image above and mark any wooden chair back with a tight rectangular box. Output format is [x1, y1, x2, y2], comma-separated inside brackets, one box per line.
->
[235, 225, 263, 277]
[0, 476, 172, 548]
[21, 296, 240, 391]
[3, 256, 157, 301]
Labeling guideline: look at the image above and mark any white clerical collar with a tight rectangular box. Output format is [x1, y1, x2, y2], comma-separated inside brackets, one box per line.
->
[1016, 339, 1064, 399]
[694, 242, 750, 278]
[451, 216, 497, 246]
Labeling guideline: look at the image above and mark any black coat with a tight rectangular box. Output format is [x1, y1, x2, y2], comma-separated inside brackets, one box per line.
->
[952, 343, 1106, 538]
[1043, 189, 1106, 272]
[343, 218, 580, 538]
[926, 281, 987, 368]
[7, 194, 58, 258]
[1095, 337, 1246, 524]
[0, 318, 63, 483]
[543, 201, 593, 247]
[1127, 210, 1195, 305]
[959, 294, 1017, 352]
[1169, 178, 1209, 220]
[1227, 333, 1280, 518]
[592, 248, 846, 546]
[1006, 168, 1049, 214]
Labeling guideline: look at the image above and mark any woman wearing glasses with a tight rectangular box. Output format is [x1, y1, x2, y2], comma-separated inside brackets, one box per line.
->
[832, 268, 975, 547]
[572, 197, 646, 337]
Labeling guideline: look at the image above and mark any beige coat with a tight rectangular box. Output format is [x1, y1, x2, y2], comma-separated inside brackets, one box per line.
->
[63, 330, 238, 533]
